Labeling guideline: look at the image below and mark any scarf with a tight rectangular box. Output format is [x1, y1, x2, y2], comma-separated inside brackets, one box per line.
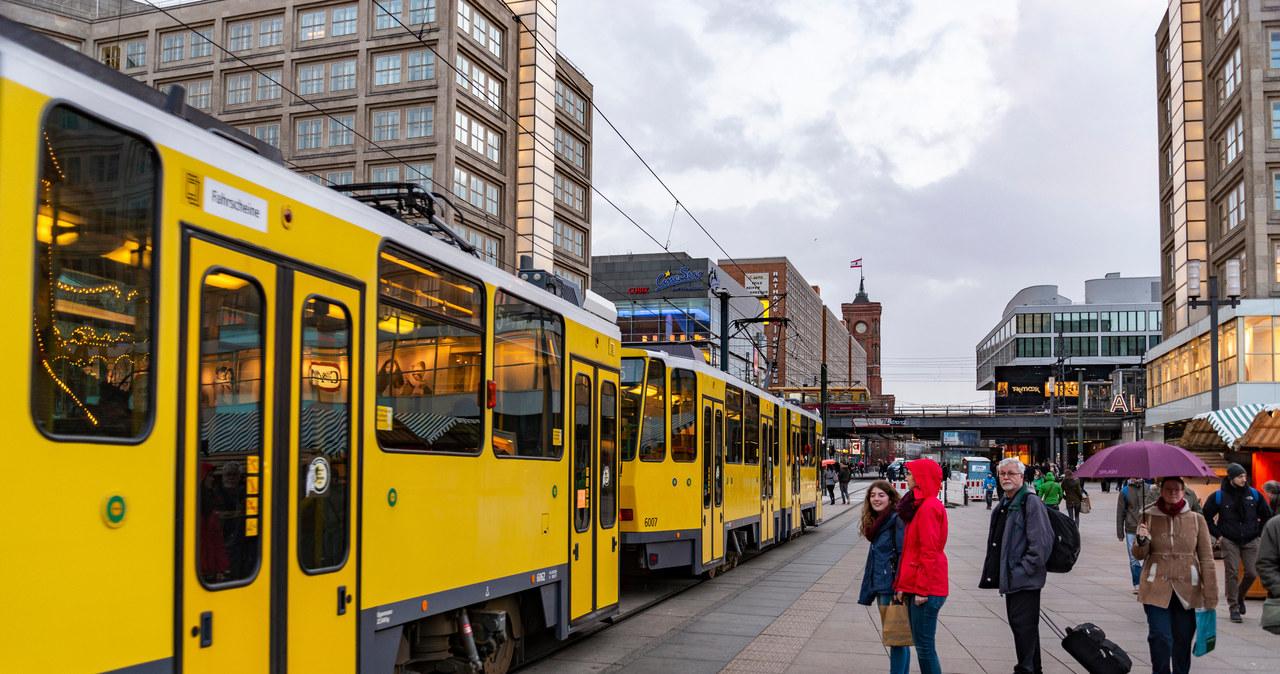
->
[897, 488, 919, 523]
[1156, 497, 1185, 518]
[866, 510, 892, 543]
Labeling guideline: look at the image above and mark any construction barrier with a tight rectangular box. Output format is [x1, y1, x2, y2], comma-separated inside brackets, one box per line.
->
[891, 481, 945, 503]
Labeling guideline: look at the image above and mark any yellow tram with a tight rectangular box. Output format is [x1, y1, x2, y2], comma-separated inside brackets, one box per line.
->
[1, 19, 622, 673]
[618, 348, 823, 576]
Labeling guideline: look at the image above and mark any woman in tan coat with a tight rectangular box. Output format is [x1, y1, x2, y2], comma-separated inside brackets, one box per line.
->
[1133, 476, 1217, 674]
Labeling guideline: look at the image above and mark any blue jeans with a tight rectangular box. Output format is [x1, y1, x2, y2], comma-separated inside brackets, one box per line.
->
[1125, 533, 1143, 587]
[906, 594, 946, 674]
[1143, 595, 1196, 674]
[876, 594, 911, 674]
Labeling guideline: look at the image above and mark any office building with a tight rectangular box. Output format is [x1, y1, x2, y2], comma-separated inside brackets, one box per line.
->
[4, 0, 593, 282]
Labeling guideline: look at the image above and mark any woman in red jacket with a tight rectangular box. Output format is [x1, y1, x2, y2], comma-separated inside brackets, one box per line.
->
[894, 458, 948, 674]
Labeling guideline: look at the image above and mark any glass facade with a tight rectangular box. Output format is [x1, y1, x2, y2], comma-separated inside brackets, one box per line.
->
[1147, 319, 1241, 406]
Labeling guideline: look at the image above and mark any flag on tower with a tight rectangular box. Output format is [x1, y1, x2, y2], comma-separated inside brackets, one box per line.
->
[850, 259, 863, 268]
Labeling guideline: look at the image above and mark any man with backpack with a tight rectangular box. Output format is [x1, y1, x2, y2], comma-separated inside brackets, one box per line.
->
[980, 458, 1054, 674]
[1203, 463, 1275, 623]
[1117, 477, 1148, 594]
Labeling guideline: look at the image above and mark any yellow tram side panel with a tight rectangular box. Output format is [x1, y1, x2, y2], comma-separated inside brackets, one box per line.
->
[2, 79, 178, 672]
[361, 317, 613, 611]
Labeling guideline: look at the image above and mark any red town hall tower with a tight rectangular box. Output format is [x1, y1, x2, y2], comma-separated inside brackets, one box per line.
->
[842, 278, 883, 399]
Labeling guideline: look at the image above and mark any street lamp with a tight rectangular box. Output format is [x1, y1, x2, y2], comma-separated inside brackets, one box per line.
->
[1187, 259, 1241, 411]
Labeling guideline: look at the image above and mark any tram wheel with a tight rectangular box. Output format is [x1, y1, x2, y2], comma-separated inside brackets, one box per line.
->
[481, 616, 516, 674]
[704, 565, 718, 580]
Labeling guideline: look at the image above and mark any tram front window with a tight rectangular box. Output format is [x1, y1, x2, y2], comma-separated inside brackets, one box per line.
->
[620, 358, 644, 461]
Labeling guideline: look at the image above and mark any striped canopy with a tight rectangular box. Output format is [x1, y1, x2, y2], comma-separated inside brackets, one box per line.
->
[1191, 403, 1264, 449]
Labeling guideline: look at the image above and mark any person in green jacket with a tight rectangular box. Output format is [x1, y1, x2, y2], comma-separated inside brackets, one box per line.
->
[1037, 472, 1063, 511]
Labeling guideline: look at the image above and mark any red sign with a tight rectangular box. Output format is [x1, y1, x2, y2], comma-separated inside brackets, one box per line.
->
[627, 287, 649, 294]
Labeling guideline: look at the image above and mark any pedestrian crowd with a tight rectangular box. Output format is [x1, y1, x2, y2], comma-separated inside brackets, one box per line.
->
[857, 456, 1280, 674]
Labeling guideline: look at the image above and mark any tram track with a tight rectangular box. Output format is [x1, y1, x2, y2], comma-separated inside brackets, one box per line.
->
[513, 481, 872, 672]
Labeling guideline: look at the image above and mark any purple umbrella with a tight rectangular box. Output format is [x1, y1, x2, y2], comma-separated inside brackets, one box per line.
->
[1073, 440, 1216, 480]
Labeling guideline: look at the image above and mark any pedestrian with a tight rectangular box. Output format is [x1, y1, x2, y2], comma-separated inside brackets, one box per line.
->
[1118, 477, 1148, 594]
[838, 461, 852, 505]
[1101, 476, 1111, 493]
[983, 472, 998, 510]
[1036, 471, 1063, 512]
[1262, 480, 1280, 519]
[1202, 463, 1274, 622]
[1133, 476, 1217, 674]
[979, 458, 1053, 674]
[1257, 507, 1280, 612]
[858, 480, 910, 674]
[1062, 469, 1084, 525]
[823, 464, 838, 505]
[1032, 468, 1044, 492]
[893, 459, 948, 674]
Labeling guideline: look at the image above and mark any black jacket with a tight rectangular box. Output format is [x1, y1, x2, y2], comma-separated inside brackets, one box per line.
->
[1203, 479, 1274, 545]
[979, 486, 1053, 595]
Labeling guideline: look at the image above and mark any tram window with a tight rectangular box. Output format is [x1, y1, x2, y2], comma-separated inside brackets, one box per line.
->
[573, 374, 591, 533]
[725, 386, 743, 464]
[639, 359, 666, 462]
[619, 358, 644, 461]
[599, 380, 617, 528]
[375, 247, 484, 454]
[196, 272, 265, 587]
[670, 369, 697, 462]
[714, 409, 724, 507]
[31, 105, 157, 439]
[493, 292, 563, 459]
[744, 393, 760, 465]
[297, 297, 351, 572]
[702, 406, 712, 509]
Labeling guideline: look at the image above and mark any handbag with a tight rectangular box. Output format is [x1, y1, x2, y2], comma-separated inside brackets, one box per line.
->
[1080, 496, 1092, 515]
[878, 601, 914, 647]
[1193, 608, 1216, 656]
[1262, 597, 1280, 635]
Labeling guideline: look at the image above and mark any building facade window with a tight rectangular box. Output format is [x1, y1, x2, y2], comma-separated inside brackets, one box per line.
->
[1272, 172, 1280, 212]
[1015, 313, 1051, 333]
[453, 166, 500, 217]
[1016, 337, 1051, 357]
[1221, 0, 1239, 36]
[229, 22, 252, 52]
[190, 29, 212, 58]
[296, 119, 322, 149]
[373, 110, 401, 141]
[1271, 29, 1280, 68]
[259, 17, 283, 47]
[553, 220, 584, 257]
[458, 1, 502, 58]
[1101, 336, 1148, 356]
[1219, 113, 1243, 169]
[455, 55, 501, 110]
[161, 33, 184, 63]
[326, 170, 353, 185]
[329, 115, 354, 146]
[406, 107, 433, 138]
[410, 0, 436, 24]
[299, 11, 326, 41]
[125, 40, 146, 68]
[450, 222, 500, 266]
[298, 64, 324, 95]
[226, 74, 252, 105]
[408, 50, 434, 81]
[554, 266, 585, 289]
[1099, 311, 1148, 332]
[330, 60, 356, 91]
[375, 0, 402, 30]
[1054, 312, 1098, 333]
[556, 80, 587, 125]
[255, 124, 280, 147]
[554, 173, 585, 214]
[258, 71, 281, 101]
[375, 54, 401, 86]
[186, 80, 210, 110]
[1220, 47, 1241, 103]
[406, 163, 432, 189]
[555, 127, 586, 171]
[332, 6, 358, 35]
[1221, 181, 1245, 233]
[454, 110, 499, 162]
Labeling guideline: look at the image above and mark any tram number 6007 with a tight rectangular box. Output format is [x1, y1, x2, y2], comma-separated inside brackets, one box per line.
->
[643, 517, 658, 528]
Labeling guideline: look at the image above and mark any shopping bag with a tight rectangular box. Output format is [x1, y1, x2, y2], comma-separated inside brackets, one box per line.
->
[1080, 496, 1092, 515]
[1262, 597, 1280, 635]
[878, 601, 914, 647]
[1193, 608, 1216, 656]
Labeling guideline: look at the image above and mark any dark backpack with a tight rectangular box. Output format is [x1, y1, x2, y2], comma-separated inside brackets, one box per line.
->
[1022, 490, 1081, 573]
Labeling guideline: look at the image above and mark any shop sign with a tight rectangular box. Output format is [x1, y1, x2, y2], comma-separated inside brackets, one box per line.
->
[655, 266, 705, 291]
[627, 287, 649, 294]
[1009, 383, 1042, 396]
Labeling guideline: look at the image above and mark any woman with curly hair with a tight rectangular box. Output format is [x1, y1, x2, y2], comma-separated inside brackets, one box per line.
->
[858, 479, 909, 674]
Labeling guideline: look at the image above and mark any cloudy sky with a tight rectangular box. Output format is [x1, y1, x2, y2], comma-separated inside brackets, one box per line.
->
[555, 0, 1164, 406]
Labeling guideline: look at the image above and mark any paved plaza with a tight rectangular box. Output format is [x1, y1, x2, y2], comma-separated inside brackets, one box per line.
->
[527, 479, 1280, 673]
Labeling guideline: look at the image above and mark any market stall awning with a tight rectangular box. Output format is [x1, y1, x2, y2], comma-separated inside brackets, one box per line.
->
[1190, 403, 1264, 448]
[1237, 404, 1280, 449]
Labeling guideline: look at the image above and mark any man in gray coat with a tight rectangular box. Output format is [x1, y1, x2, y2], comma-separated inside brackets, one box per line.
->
[1258, 514, 1280, 634]
[980, 457, 1054, 674]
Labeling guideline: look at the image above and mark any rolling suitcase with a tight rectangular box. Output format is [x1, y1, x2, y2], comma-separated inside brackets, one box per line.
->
[1042, 612, 1131, 674]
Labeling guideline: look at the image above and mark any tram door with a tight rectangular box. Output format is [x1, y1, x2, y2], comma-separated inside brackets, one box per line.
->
[760, 415, 775, 543]
[701, 398, 725, 566]
[789, 414, 801, 529]
[569, 361, 619, 622]
[180, 238, 359, 672]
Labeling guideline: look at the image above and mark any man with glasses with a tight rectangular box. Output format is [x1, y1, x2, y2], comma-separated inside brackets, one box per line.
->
[980, 458, 1053, 674]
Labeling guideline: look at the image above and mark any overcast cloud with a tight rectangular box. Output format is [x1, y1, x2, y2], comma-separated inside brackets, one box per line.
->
[557, 0, 1162, 406]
